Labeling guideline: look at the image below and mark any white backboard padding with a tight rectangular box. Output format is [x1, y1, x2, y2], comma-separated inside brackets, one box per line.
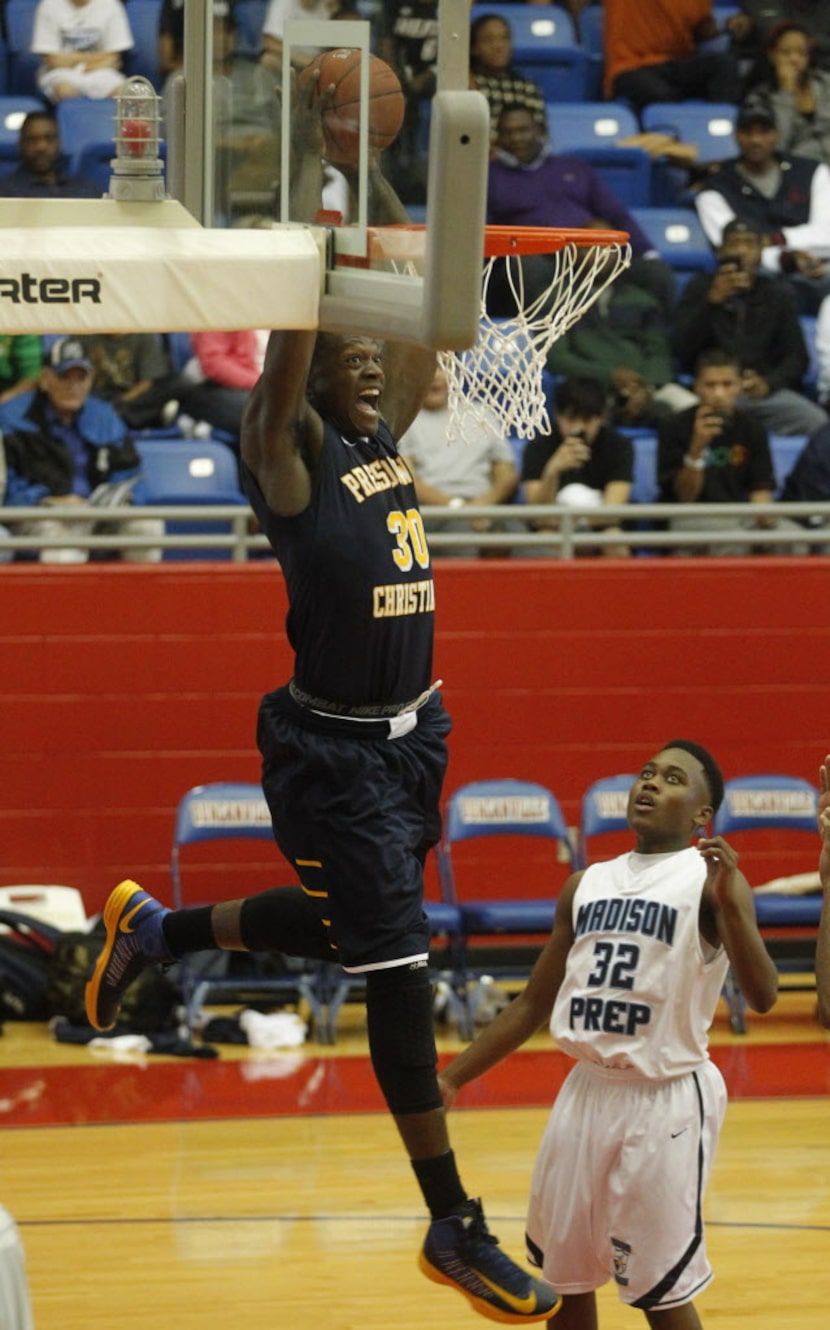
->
[0, 201, 323, 332]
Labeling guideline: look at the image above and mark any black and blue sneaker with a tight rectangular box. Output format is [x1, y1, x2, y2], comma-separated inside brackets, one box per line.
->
[420, 1198, 560, 1323]
[85, 880, 173, 1030]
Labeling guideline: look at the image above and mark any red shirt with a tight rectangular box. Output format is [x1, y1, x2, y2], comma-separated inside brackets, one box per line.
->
[603, 0, 713, 97]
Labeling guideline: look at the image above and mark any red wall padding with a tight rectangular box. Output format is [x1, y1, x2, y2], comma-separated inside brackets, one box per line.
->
[1, 558, 825, 916]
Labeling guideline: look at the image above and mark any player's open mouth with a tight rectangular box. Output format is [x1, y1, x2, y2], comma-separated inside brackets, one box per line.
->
[356, 391, 380, 416]
[634, 795, 655, 809]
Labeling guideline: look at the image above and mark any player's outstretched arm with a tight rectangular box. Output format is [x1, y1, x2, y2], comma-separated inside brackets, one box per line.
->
[240, 71, 331, 514]
[439, 875, 580, 1109]
[698, 836, 779, 1013]
[815, 756, 830, 1028]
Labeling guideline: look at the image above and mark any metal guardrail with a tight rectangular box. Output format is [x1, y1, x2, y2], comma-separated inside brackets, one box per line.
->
[2, 500, 830, 561]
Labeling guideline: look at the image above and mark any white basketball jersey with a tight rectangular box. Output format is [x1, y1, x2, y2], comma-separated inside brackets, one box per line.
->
[551, 847, 729, 1079]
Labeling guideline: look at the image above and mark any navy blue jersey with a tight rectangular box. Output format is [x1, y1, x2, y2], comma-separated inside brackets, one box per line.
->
[242, 420, 436, 707]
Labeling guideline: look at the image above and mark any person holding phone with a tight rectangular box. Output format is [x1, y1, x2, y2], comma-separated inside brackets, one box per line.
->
[657, 347, 809, 554]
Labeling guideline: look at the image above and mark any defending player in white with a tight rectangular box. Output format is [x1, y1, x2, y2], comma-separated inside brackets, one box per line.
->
[440, 739, 779, 1330]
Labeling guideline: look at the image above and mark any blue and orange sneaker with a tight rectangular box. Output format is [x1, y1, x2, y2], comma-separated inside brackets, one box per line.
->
[85, 880, 173, 1031]
[419, 1198, 560, 1323]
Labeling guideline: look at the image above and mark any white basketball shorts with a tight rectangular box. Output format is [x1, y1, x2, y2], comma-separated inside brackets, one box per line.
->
[525, 1058, 727, 1310]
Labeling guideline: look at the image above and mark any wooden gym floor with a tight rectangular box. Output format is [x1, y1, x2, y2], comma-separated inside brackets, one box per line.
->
[2, 986, 829, 1330]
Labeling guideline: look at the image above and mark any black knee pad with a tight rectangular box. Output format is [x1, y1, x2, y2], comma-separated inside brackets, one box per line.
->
[365, 963, 441, 1115]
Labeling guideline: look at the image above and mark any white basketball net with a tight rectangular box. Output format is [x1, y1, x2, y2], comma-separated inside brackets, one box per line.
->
[440, 240, 632, 445]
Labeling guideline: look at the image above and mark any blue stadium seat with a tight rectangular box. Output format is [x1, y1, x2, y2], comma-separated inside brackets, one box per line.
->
[547, 101, 652, 205]
[0, 95, 42, 164]
[471, 4, 590, 101]
[136, 437, 242, 499]
[234, 0, 268, 57]
[800, 314, 819, 398]
[124, 0, 163, 90]
[641, 102, 737, 164]
[629, 206, 715, 284]
[135, 437, 248, 560]
[5, 0, 39, 97]
[56, 98, 116, 173]
[470, 4, 578, 58]
[577, 2, 604, 97]
[517, 49, 591, 103]
[630, 432, 659, 504]
[768, 435, 807, 497]
[164, 331, 194, 373]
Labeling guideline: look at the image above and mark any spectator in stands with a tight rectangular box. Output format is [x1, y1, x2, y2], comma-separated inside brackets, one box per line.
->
[486, 104, 674, 316]
[752, 22, 830, 165]
[672, 218, 828, 436]
[399, 363, 521, 557]
[817, 292, 830, 408]
[603, 0, 740, 113]
[657, 347, 808, 554]
[732, 0, 830, 82]
[695, 94, 830, 313]
[261, 0, 338, 73]
[179, 330, 264, 443]
[522, 375, 633, 557]
[78, 333, 186, 430]
[158, 0, 189, 84]
[32, 0, 133, 104]
[0, 337, 163, 564]
[377, 0, 438, 204]
[0, 337, 43, 406]
[469, 13, 546, 144]
[0, 110, 101, 198]
[546, 274, 698, 428]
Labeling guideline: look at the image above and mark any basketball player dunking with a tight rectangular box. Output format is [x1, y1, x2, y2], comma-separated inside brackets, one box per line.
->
[84, 72, 559, 1325]
[439, 742, 779, 1330]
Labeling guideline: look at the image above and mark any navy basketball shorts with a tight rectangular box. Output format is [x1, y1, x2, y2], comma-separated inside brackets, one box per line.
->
[256, 686, 452, 972]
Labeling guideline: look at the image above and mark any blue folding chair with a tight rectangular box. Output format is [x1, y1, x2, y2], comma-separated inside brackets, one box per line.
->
[575, 773, 637, 869]
[437, 778, 575, 1034]
[714, 774, 822, 1032]
[171, 781, 350, 1042]
[172, 781, 465, 1041]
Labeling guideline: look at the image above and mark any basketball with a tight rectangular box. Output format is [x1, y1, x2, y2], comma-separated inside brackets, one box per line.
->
[298, 49, 405, 165]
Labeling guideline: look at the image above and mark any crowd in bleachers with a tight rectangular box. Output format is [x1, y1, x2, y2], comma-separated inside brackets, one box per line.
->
[2, 0, 830, 560]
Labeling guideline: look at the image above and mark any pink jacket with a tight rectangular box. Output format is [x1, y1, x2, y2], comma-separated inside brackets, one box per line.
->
[190, 331, 260, 389]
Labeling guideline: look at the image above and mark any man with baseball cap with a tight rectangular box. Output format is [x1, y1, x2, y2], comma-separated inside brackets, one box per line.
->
[695, 93, 830, 312]
[0, 336, 162, 563]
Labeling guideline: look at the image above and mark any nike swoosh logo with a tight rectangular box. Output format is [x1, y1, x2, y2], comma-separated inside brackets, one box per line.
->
[671, 1128, 688, 1138]
[118, 901, 147, 934]
[473, 1271, 541, 1315]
